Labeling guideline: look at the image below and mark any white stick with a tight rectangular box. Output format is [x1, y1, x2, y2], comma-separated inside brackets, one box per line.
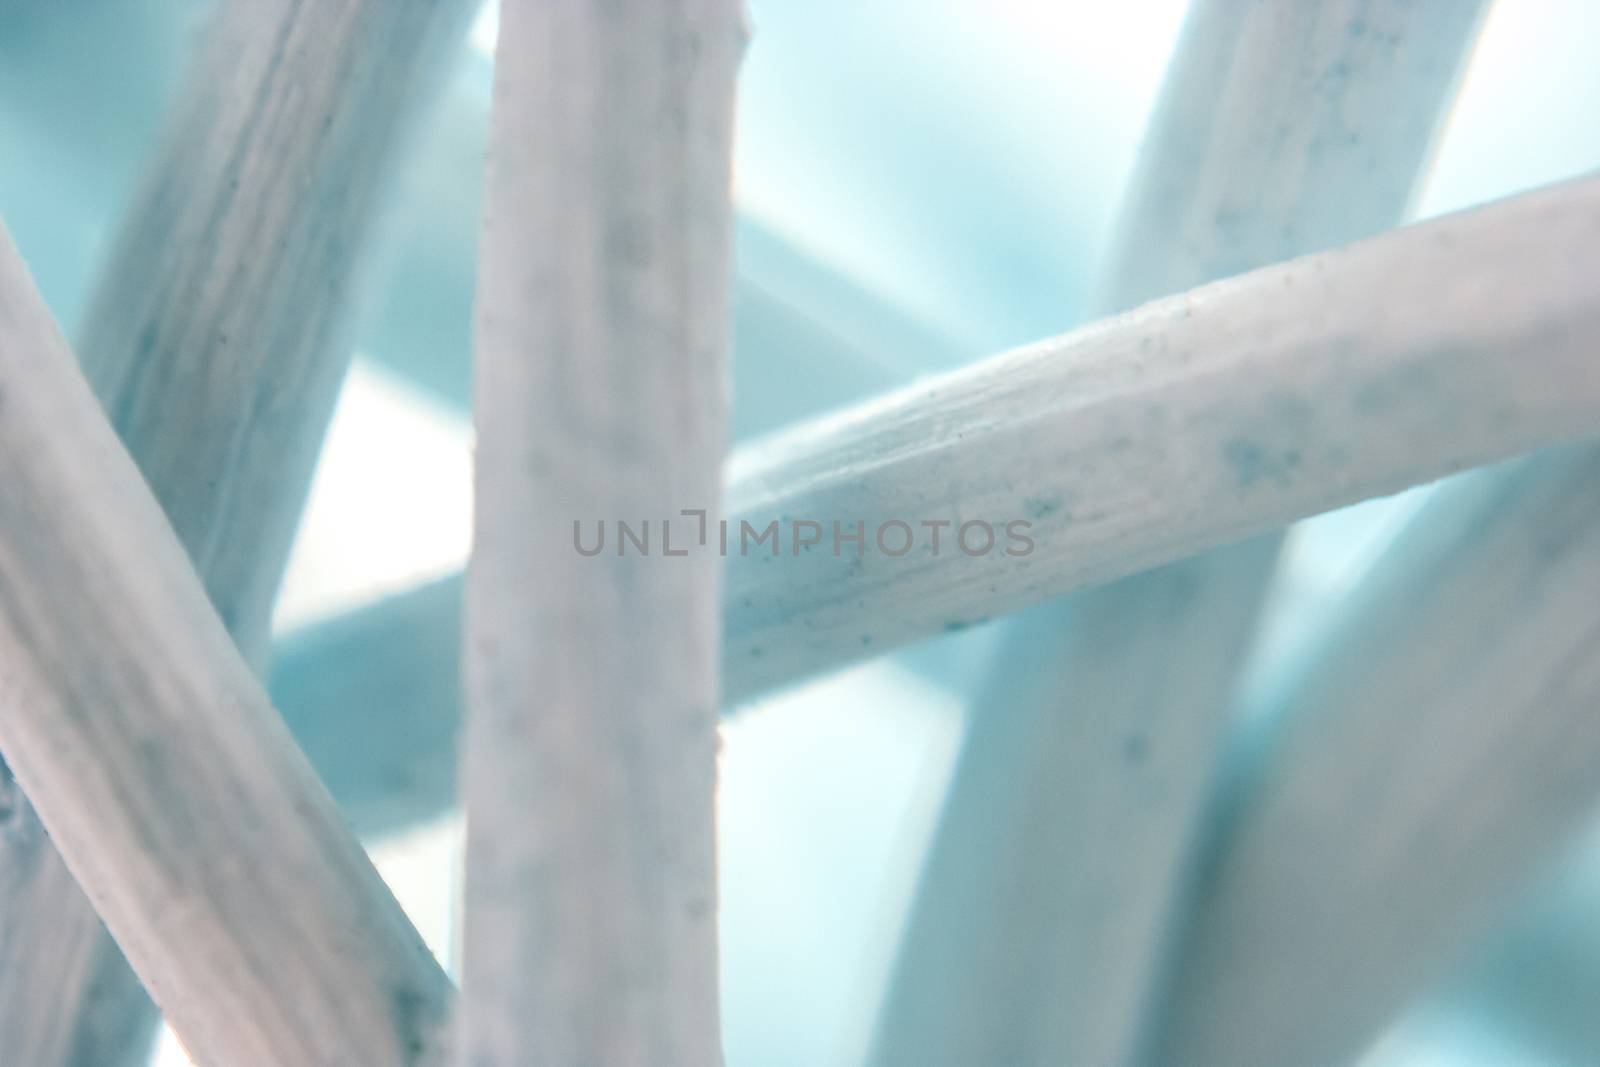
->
[1151, 445, 1600, 1066]
[262, 170, 1600, 824]
[0, 226, 453, 1065]
[460, 2, 743, 1064]
[871, 3, 1487, 1064]
[78, 0, 476, 667]
[0, 2, 475, 1063]
[1097, 0, 1485, 311]
[720, 170, 1600, 701]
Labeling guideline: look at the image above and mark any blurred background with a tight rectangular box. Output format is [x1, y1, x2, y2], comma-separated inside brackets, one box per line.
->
[3, 1, 1600, 1063]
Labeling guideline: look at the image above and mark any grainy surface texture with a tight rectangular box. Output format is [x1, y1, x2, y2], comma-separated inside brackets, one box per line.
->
[1152, 447, 1600, 1066]
[460, 1, 743, 1064]
[0, 227, 453, 1065]
[870, 3, 1487, 1064]
[0, 1, 474, 1063]
[721, 171, 1600, 699]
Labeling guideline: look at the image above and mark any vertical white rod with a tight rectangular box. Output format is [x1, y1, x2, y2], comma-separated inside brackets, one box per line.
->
[461, 2, 744, 1063]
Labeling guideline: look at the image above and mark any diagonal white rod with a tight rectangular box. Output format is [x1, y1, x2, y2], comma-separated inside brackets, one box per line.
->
[266, 169, 1600, 828]
[720, 170, 1600, 700]
[870, 3, 1488, 1064]
[1150, 444, 1600, 1066]
[0, 226, 454, 1066]
[0, 1, 477, 1063]
[459, 2, 744, 1064]
[77, 0, 476, 667]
